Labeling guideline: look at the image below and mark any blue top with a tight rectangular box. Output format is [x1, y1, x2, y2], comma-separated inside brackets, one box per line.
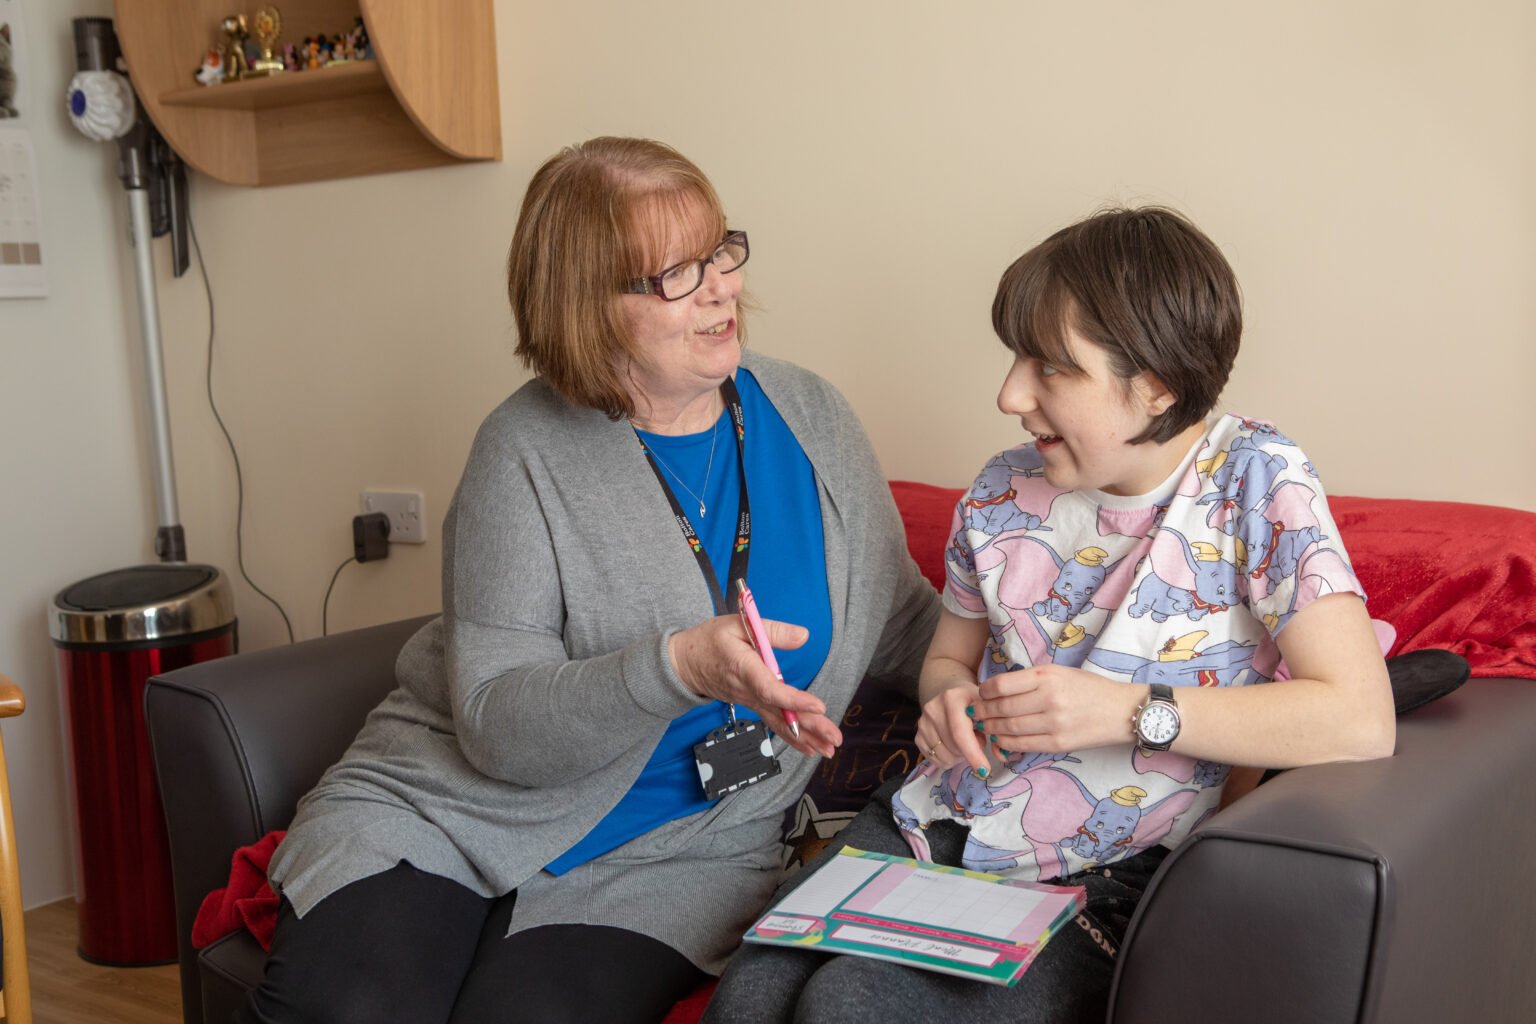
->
[544, 367, 832, 874]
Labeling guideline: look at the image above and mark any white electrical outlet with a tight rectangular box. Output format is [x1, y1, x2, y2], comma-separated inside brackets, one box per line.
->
[361, 490, 427, 544]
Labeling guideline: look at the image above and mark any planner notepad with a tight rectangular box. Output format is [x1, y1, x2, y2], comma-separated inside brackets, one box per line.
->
[743, 847, 1086, 986]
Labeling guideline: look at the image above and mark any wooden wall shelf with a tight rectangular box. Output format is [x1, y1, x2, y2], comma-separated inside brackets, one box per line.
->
[114, 0, 501, 187]
[159, 60, 390, 111]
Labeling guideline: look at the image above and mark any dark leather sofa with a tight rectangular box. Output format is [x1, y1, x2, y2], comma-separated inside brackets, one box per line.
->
[146, 612, 1536, 1024]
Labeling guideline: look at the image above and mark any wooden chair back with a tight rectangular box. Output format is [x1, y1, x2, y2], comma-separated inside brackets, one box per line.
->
[0, 674, 32, 1024]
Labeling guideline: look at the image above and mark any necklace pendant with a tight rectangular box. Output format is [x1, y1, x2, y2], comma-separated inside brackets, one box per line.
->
[698, 502, 707, 518]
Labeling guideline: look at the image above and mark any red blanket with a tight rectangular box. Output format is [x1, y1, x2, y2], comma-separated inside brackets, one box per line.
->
[1327, 496, 1536, 679]
[191, 829, 285, 952]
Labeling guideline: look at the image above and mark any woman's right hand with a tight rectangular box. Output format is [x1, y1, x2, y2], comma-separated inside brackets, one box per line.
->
[916, 680, 990, 775]
[668, 615, 841, 758]
[914, 609, 994, 775]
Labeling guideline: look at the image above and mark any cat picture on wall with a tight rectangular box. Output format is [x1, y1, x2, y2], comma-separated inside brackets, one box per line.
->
[0, 23, 19, 118]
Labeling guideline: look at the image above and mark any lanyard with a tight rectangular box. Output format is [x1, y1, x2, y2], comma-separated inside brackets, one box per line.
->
[636, 377, 751, 616]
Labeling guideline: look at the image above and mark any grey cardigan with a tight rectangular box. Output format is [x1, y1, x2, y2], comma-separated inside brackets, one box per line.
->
[269, 351, 940, 972]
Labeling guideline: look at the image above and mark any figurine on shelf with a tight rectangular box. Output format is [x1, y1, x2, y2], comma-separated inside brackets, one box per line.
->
[220, 15, 250, 82]
[248, 5, 285, 77]
[305, 36, 322, 70]
[283, 42, 299, 72]
[351, 16, 372, 60]
[194, 48, 225, 86]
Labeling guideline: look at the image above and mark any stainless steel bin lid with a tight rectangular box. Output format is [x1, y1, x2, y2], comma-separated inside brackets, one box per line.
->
[50, 564, 235, 645]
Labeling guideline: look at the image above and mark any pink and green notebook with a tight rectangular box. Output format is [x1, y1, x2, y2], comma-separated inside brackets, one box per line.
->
[744, 847, 1086, 986]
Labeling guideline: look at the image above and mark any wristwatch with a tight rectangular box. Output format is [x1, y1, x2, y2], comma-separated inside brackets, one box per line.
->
[1132, 683, 1181, 755]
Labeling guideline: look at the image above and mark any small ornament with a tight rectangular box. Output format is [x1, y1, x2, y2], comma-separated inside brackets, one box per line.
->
[351, 16, 372, 60]
[248, 6, 285, 77]
[194, 49, 225, 87]
[220, 15, 251, 82]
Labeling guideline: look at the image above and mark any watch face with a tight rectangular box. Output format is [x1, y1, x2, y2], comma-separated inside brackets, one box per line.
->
[1138, 703, 1180, 745]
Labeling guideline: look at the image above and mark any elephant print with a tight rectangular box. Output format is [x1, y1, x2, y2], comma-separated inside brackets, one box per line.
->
[960, 448, 1055, 539]
[976, 768, 1198, 877]
[1127, 527, 1243, 622]
[1198, 435, 1290, 529]
[1086, 629, 1259, 688]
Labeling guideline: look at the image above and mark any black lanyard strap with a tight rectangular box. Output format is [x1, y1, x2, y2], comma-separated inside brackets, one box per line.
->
[637, 376, 751, 615]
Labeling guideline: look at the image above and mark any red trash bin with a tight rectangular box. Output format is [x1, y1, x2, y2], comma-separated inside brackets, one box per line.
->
[50, 564, 236, 965]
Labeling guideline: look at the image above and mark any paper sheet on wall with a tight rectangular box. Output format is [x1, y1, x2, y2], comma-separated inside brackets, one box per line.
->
[0, 127, 46, 298]
[0, 0, 45, 299]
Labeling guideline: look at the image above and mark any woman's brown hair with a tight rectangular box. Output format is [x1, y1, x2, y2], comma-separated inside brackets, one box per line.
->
[992, 206, 1242, 444]
[506, 137, 743, 418]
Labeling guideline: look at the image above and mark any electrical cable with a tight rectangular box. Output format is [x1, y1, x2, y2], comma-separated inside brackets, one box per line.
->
[321, 556, 356, 636]
[190, 206, 296, 643]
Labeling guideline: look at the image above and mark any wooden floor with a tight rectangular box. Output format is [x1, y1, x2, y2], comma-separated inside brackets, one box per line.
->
[17, 899, 181, 1024]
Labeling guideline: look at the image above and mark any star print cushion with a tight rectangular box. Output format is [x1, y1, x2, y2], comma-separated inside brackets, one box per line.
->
[894, 415, 1368, 882]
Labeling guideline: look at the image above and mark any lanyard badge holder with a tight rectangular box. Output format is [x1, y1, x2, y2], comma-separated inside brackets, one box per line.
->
[694, 704, 781, 800]
[640, 379, 784, 801]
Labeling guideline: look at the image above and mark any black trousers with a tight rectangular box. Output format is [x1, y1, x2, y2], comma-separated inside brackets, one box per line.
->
[239, 862, 707, 1024]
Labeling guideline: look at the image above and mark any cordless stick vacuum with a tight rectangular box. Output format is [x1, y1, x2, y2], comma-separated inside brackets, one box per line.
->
[67, 16, 190, 561]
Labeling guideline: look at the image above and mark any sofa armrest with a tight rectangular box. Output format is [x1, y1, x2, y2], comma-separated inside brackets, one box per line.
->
[1109, 678, 1536, 1024]
[145, 614, 432, 1024]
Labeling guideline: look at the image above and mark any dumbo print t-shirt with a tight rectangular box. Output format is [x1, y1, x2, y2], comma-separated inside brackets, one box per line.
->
[894, 415, 1365, 882]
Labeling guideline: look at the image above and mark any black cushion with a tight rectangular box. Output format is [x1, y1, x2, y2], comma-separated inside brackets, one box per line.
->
[1388, 649, 1470, 715]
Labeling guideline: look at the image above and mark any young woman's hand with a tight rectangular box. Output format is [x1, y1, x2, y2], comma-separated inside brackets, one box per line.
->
[972, 664, 1142, 756]
[915, 611, 995, 775]
[668, 616, 841, 758]
[915, 680, 990, 774]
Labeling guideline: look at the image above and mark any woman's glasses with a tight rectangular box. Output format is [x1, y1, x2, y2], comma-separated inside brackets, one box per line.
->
[623, 231, 750, 301]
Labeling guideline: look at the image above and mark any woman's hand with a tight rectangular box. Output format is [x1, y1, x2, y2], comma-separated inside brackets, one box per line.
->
[915, 680, 989, 775]
[973, 664, 1141, 756]
[915, 610, 992, 775]
[668, 615, 841, 758]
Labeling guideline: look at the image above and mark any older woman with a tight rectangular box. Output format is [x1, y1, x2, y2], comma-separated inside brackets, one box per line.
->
[244, 137, 939, 1024]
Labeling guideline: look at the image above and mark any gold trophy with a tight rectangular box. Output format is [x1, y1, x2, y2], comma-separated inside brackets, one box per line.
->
[249, 6, 285, 76]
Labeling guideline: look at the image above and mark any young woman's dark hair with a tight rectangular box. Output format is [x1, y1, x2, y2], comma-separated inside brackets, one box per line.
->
[992, 205, 1242, 444]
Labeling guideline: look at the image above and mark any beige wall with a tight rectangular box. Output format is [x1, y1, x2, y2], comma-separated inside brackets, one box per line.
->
[4, 0, 1532, 907]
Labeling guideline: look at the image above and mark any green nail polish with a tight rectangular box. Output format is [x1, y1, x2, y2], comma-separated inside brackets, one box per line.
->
[976, 767, 989, 778]
[988, 734, 998, 744]
[964, 706, 975, 717]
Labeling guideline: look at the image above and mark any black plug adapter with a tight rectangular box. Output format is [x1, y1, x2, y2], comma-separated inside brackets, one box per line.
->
[353, 511, 391, 562]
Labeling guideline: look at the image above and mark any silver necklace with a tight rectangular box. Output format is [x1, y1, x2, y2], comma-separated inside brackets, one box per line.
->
[644, 413, 720, 518]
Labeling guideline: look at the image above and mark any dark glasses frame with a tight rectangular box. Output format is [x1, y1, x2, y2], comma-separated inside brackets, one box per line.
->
[622, 230, 750, 301]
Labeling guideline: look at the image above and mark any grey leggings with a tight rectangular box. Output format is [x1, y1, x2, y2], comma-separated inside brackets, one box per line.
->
[702, 779, 1165, 1024]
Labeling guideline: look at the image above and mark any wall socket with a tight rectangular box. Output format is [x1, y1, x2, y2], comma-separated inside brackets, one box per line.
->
[360, 490, 427, 544]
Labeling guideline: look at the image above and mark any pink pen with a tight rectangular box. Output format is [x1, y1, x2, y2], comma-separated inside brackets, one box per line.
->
[735, 578, 800, 738]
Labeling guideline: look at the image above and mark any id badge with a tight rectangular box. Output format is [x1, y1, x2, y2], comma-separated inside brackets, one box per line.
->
[694, 720, 782, 800]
